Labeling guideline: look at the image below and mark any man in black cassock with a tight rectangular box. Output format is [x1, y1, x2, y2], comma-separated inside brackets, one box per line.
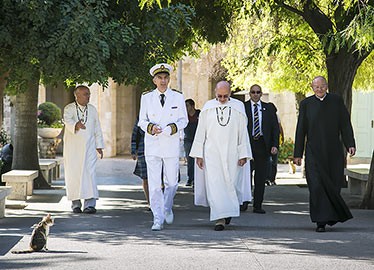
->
[294, 76, 356, 233]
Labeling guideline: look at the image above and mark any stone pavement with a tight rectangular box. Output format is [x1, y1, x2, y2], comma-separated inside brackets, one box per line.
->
[0, 156, 373, 270]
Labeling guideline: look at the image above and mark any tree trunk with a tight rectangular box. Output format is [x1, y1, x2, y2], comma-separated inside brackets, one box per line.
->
[360, 151, 374, 209]
[0, 72, 9, 128]
[326, 50, 367, 114]
[294, 92, 305, 113]
[12, 74, 49, 188]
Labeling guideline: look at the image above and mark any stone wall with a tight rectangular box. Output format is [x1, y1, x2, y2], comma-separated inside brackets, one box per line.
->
[89, 81, 117, 157]
[115, 83, 140, 155]
[268, 91, 298, 140]
[170, 45, 226, 110]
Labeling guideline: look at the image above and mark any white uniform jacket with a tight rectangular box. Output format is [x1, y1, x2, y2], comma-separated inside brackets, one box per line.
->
[138, 88, 188, 158]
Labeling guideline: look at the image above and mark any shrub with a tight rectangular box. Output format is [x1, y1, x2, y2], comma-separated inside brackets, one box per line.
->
[278, 137, 295, 164]
[0, 128, 10, 148]
[37, 102, 63, 128]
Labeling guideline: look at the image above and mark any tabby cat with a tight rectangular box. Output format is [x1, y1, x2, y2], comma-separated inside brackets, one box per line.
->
[12, 214, 54, 253]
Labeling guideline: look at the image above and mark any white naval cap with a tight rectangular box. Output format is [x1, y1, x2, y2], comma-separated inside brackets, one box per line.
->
[149, 63, 173, 77]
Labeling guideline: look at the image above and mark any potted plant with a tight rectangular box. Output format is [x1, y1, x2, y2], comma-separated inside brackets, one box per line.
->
[278, 138, 295, 164]
[37, 102, 64, 139]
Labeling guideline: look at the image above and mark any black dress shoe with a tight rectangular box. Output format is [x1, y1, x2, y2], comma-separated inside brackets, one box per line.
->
[214, 224, 225, 231]
[240, 201, 249, 212]
[316, 225, 326, 232]
[253, 208, 266, 214]
[185, 181, 192, 187]
[83, 207, 97, 214]
[225, 217, 232, 225]
[73, 207, 82, 213]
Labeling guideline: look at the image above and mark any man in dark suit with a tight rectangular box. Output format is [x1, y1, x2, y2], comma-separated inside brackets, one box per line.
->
[244, 84, 279, 213]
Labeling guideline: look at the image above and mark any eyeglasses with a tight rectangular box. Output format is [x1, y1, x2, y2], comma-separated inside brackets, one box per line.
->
[217, 94, 229, 99]
[312, 85, 327, 90]
[250, 91, 261, 94]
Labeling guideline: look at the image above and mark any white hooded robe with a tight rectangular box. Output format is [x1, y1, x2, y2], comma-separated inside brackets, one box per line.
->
[190, 98, 252, 221]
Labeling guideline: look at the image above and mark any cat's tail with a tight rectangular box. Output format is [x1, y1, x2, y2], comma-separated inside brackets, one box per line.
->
[11, 249, 35, 254]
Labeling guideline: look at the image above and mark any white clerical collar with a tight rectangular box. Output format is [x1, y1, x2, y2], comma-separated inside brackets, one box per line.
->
[315, 93, 327, 101]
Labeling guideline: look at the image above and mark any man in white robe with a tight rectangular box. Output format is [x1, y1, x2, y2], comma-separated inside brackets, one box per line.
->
[190, 81, 252, 231]
[63, 85, 104, 214]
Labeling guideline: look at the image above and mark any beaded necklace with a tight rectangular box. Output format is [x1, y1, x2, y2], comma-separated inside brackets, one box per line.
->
[216, 106, 231, 126]
[75, 101, 88, 125]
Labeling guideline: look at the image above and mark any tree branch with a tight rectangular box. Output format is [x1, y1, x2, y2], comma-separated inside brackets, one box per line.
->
[293, 38, 318, 51]
[301, 0, 334, 35]
[274, 0, 304, 17]
[274, 0, 334, 36]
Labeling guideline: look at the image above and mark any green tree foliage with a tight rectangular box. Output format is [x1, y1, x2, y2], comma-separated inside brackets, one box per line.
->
[353, 51, 374, 90]
[0, 0, 196, 186]
[0, 0, 240, 186]
[0, 0, 196, 91]
[225, 0, 374, 111]
[223, 9, 326, 94]
[141, 0, 242, 44]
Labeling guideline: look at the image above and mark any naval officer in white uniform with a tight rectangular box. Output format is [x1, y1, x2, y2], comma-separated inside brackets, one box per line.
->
[138, 63, 188, 231]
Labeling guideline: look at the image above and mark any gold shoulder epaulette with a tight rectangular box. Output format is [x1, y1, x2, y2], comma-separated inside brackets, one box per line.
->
[171, 89, 182, 94]
[142, 90, 153, 95]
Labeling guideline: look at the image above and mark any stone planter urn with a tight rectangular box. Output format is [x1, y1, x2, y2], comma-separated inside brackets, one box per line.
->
[38, 128, 63, 158]
[37, 127, 62, 139]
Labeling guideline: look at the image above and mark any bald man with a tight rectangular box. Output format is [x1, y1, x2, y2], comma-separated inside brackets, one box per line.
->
[190, 81, 252, 231]
[294, 76, 356, 232]
[63, 85, 104, 214]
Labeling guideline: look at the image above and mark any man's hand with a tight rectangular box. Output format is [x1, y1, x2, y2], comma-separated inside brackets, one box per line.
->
[196, 157, 204, 170]
[152, 125, 162, 135]
[97, 148, 103, 159]
[238, 158, 247, 167]
[131, 154, 137, 160]
[160, 126, 172, 136]
[270, 147, 278, 155]
[348, 147, 356, 156]
[75, 119, 86, 132]
[294, 157, 302, 166]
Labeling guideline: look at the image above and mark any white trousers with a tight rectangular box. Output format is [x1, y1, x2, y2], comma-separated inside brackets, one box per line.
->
[72, 198, 96, 209]
[146, 156, 179, 224]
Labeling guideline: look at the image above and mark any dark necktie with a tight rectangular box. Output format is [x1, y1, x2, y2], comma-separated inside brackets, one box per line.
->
[160, 94, 165, 107]
[253, 103, 260, 138]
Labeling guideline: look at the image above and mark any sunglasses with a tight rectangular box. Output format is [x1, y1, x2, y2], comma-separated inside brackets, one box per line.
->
[217, 94, 229, 99]
[250, 91, 261, 94]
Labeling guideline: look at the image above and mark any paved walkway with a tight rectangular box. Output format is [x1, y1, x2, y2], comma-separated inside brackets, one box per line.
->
[0, 156, 373, 269]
